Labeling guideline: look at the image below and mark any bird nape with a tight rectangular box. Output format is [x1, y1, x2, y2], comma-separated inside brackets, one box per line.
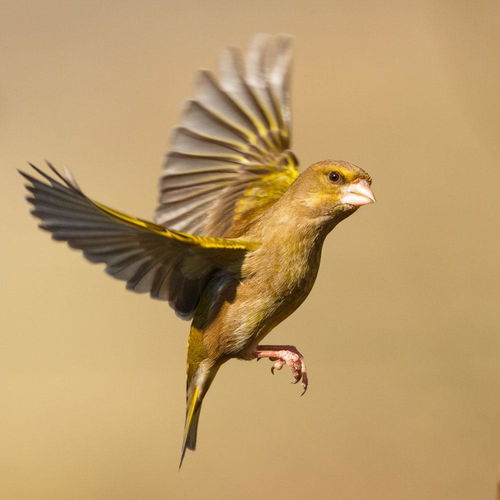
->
[20, 34, 375, 468]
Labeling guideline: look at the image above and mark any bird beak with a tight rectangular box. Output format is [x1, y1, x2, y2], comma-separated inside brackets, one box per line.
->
[341, 179, 376, 206]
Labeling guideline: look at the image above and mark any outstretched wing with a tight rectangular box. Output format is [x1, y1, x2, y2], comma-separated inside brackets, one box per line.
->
[21, 164, 258, 319]
[155, 33, 299, 238]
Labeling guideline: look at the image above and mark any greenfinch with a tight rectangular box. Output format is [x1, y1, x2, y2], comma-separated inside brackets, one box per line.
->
[20, 34, 375, 467]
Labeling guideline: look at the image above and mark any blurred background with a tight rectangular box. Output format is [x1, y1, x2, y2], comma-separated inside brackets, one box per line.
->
[2, 1, 500, 499]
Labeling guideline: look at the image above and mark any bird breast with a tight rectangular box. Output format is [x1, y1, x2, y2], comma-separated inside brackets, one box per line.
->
[237, 229, 324, 336]
[201, 223, 327, 360]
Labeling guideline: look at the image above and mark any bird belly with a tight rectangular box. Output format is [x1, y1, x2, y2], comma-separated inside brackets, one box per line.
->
[222, 255, 321, 359]
[196, 235, 323, 361]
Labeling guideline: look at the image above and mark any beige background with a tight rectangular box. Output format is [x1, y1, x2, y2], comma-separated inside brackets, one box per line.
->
[2, 1, 500, 499]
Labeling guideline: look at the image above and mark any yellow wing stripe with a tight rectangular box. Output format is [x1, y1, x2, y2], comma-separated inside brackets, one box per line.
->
[92, 200, 260, 251]
[233, 165, 298, 220]
[155, 35, 298, 238]
[200, 70, 276, 152]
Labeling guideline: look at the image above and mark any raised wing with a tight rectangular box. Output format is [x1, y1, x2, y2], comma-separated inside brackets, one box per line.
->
[155, 33, 299, 238]
[21, 163, 258, 319]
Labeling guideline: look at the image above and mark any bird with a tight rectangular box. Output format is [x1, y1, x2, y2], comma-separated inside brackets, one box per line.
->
[20, 34, 375, 467]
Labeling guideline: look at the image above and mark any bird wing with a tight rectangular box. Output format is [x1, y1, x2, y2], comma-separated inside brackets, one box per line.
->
[155, 33, 299, 238]
[21, 164, 258, 319]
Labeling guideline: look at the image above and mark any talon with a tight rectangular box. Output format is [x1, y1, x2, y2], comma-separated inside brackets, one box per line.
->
[271, 359, 285, 374]
[255, 345, 308, 394]
[301, 374, 308, 395]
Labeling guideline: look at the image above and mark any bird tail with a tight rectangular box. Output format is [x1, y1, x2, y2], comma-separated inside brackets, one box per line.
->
[179, 357, 219, 469]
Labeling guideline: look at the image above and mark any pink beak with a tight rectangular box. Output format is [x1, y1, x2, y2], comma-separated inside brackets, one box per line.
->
[341, 179, 376, 206]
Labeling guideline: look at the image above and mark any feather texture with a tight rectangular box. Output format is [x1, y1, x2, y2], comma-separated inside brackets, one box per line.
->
[155, 34, 299, 238]
[21, 163, 258, 319]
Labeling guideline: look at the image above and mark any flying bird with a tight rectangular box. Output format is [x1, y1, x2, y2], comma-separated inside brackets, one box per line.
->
[20, 34, 375, 467]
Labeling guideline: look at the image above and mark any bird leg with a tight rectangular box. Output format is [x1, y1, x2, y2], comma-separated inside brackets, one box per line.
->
[255, 345, 308, 395]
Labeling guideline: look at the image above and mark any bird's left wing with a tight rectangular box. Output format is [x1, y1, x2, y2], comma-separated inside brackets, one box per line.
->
[155, 34, 299, 238]
[20, 164, 258, 319]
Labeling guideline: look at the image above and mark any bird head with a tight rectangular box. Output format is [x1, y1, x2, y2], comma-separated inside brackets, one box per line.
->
[290, 160, 375, 224]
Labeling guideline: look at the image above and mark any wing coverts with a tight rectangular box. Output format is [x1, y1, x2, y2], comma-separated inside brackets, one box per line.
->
[21, 164, 256, 319]
[156, 34, 299, 238]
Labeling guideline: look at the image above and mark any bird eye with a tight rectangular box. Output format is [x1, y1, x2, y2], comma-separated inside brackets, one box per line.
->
[328, 171, 343, 183]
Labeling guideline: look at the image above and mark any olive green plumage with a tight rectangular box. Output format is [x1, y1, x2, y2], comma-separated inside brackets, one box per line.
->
[20, 34, 375, 468]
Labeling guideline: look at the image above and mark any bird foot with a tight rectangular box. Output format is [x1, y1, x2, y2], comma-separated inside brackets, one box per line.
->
[255, 345, 308, 395]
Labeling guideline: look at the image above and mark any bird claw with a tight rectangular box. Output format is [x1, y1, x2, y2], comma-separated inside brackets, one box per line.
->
[256, 345, 308, 394]
[270, 358, 285, 375]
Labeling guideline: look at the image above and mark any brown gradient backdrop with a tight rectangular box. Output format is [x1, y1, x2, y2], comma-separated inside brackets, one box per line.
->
[2, 1, 500, 499]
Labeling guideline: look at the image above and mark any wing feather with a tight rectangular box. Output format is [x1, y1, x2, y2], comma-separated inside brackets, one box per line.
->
[21, 164, 258, 319]
[155, 34, 299, 238]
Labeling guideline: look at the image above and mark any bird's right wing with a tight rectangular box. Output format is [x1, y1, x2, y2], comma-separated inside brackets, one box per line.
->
[155, 34, 299, 238]
[21, 163, 258, 319]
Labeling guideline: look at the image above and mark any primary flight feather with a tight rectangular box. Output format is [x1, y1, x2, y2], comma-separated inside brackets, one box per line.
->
[20, 34, 375, 467]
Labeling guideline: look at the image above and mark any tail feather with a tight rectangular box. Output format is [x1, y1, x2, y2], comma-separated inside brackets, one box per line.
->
[179, 386, 202, 469]
[179, 362, 219, 469]
[186, 405, 202, 451]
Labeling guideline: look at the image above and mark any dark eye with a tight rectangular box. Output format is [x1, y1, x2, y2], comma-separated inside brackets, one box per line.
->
[328, 171, 343, 183]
